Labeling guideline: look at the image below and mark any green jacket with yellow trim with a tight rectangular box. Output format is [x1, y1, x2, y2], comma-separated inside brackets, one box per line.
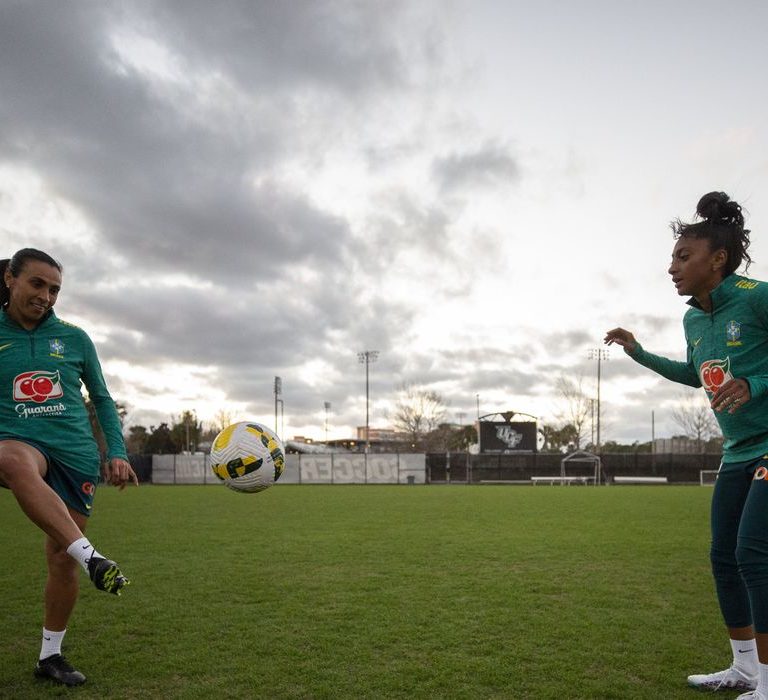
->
[0, 309, 127, 476]
[629, 274, 768, 462]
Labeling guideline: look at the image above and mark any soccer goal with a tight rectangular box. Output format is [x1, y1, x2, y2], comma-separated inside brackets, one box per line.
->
[700, 469, 719, 486]
[558, 450, 602, 485]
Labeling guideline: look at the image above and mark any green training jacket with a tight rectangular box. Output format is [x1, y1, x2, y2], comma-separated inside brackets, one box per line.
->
[0, 309, 127, 477]
[629, 274, 768, 462]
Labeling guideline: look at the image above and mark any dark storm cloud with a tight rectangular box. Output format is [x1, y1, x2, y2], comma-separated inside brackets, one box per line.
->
[0, 0, 447, 433]
[0, 2, 370, 283]
[139, 0, 414, 96]
[421, 344, 551, 403]
[0, 0, 422, 254]
[432, 142, 521, 193]
[2, 2, 679, 441]
[66, 270, 414, 369]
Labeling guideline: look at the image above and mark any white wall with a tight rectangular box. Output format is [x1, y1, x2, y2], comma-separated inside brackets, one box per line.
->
[152, 453, 426, 485]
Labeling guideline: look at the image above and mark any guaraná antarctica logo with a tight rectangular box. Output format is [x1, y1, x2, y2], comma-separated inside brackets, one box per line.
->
[13, 370, 63, 403]
[13, 370, 67, 419]
[699, 358, 733, 395]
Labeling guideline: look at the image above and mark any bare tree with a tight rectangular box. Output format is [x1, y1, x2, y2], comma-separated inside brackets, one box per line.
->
[391, 384, 447, 450]
[671, 392, 720, 452]
[554, 374, 591, 450]
[212, 406, 239, 433]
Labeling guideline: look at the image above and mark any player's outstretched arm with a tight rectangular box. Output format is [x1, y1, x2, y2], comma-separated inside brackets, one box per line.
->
[604, 327, 638, 354]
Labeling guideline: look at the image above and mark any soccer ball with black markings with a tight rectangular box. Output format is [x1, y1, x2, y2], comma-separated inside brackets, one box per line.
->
[209, 422, 285, 493]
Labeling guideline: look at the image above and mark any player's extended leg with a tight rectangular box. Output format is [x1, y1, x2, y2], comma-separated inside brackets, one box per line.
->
[733, 463, 768, 699]
[0, 440, 129, 595]
[688, 464, 758, 691]
[34, 508, 89, 686]
[0, 441, 84, 548]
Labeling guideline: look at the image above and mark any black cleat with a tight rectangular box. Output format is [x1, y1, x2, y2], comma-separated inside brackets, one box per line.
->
[34, 654, 86, 686]
[88, 556, 129, 595]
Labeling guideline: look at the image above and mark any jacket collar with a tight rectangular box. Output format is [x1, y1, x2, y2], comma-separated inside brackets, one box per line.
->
[0, 308, 57, 330]
[686, 274, 742, 312]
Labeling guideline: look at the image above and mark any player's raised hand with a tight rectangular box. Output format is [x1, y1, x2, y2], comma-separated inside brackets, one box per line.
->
[604, 328, 638, 354]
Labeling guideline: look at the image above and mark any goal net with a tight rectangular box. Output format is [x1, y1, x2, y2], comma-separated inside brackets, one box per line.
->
[560, 450, 602, 485]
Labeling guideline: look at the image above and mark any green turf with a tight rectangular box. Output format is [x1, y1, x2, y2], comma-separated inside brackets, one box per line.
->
[0, 484, 730, 699]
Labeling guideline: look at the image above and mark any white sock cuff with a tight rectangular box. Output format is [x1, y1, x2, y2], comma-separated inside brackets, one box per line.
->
[731, 637, 758, 674]
[40, 627, 66, 660]
[66, 537, 96, 572]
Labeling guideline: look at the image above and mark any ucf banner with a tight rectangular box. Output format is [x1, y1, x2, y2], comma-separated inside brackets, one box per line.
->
[479, 421, 537, 453]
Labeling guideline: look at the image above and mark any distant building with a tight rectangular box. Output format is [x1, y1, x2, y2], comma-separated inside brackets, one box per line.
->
[356, 427, 409, 442]
[653, 436, 708, 454]
[284, 427, 412, 453]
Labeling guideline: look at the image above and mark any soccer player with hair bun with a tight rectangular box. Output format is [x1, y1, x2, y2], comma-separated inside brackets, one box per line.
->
[0, 248, 137, 687]
[606, 192, 768, 699]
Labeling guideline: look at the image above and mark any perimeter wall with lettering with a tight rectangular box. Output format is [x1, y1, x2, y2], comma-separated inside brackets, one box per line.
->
[151, 453, 426, 485]
[144, 451, 723, 485]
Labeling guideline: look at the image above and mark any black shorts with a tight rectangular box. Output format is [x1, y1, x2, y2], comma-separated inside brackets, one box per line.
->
[0, 436, 98, 517]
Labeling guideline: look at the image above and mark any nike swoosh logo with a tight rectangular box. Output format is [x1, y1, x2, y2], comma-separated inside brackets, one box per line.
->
[692, 338, 702, 346]
[43, 636, 51, 641]
[738, 648, 753, 653]
[0, 342, 13, 352]
[82, 544, 91, 549]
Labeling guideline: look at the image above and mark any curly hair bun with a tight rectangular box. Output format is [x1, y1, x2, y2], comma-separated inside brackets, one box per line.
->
[696, 191, 744, 227]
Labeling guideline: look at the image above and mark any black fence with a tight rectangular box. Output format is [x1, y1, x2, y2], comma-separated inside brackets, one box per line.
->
[426, 452, 723, 484]
[127, 452, 724, 486]
[126, 454, 152, 483]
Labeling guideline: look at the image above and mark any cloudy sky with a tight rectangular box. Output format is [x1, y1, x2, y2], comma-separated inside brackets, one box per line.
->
[2, 0, 767, 445]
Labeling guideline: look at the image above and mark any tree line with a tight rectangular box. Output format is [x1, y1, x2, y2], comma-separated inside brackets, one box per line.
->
[86, 376, 724, 456]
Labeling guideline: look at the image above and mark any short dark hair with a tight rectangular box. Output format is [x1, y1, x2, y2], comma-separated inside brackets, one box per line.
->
[671, 192, 752, 277]
[0, 248, 62, 308]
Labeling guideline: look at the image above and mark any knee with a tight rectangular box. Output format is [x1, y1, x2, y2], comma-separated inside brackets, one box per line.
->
[0, 455, 20, 485]
[0, 451, 44, 489]
[736, 539, 768, 587]
[711, 544, 740, 583]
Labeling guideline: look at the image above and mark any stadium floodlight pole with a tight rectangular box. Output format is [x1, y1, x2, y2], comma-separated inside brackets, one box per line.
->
[588, 349, 609, 452]
[358, 351, 379, 452]
[324, 401, 331, 444]
[274, 376, 282, 433]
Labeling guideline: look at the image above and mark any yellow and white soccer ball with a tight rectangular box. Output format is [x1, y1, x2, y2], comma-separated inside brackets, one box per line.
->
[209, 422, 285, 493]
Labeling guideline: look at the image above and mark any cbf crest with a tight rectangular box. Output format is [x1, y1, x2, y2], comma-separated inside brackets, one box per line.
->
[49, 338, 65, 358]
[726, 321, 742, 347]
[725, 321, 741, 347]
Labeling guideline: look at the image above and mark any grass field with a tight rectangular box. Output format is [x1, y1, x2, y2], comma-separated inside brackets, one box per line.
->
[0, 483, 734, 699]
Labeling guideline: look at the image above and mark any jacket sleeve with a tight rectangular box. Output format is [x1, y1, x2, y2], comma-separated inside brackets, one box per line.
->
[81, 333, 128, 461]
[627, 342, 702, 388]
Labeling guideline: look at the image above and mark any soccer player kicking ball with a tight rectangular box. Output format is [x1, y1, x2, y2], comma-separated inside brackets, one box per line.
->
[605, 192, 768, 699]
[0, 249, 137, 687]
